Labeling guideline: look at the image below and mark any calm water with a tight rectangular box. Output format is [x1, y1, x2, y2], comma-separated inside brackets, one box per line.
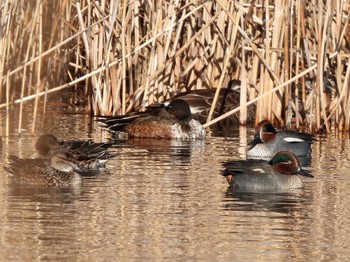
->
[1, 100, 350, 261]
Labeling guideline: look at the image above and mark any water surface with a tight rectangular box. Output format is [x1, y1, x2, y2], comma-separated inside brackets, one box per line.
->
[0, 100, 349, 261]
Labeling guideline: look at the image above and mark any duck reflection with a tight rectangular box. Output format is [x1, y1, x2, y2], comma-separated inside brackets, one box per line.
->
[222, 188, 312, 215]
[109, 137, 206, 159]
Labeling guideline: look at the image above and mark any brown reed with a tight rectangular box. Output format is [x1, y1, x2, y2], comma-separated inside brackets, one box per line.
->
[1, 0, 350, 134]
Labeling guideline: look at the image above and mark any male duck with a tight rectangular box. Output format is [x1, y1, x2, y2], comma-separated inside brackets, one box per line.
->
[35, 134, 116, 173]
[222, 151, 314, 192]
[4, 151, 82, 187]
[247, 120, 314, 158]
[97, 99, 206, 140]
[162, 80, 256, 124]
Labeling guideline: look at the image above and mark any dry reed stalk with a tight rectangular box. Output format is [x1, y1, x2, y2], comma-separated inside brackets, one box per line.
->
[0, 0, 111, 125]
[0, 74, 84, 109]
[0, 1, 10, 101]
[131, 8, 222, 109]
[4, 13, 109, 80]
[283, 0, 291, 128]
[231, 1, 301, 124]
[250, 55, 260, 102]
[294, 0, 302, 129]
[204, 49, 340, 128]
[6, 73, 10, 137]
[319, 1, 332, 132]
[18, 0, 41, 134]
[121, 0, 127, 114]
[239, 2, 247, 124]
[207, 2, 239, 123]
[261, 0, 272, 121]
[327, 59, 350, 126]
[2, 0, 350, 134]
[315, 0, 325, 132]
[271, 1, 283, 122]
[32, 0, 43, 133]
[343, 59, 350, 130]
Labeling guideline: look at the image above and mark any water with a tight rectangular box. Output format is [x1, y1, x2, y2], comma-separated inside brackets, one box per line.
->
[1, 99, 350, 261]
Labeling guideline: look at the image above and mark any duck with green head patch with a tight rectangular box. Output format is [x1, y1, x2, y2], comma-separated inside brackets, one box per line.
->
[222, 151, 314, 192]
[247, 120, 314, 159]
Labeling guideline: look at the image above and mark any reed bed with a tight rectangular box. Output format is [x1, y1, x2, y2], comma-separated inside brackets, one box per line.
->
[1, 0, 350, 133]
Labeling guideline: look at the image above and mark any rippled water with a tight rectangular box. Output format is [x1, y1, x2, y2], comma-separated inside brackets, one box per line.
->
[1, 99, 350, 261]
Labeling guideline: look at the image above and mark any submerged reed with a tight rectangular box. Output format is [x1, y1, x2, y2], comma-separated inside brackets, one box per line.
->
[1, 0, 350, 133]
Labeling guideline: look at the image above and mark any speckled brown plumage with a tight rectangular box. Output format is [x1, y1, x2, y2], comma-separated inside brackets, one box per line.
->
[4, 152, 82, 187]
[35, 134, 116, 173]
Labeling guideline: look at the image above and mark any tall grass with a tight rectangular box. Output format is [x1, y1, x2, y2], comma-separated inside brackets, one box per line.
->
[1, 0, 350, 133]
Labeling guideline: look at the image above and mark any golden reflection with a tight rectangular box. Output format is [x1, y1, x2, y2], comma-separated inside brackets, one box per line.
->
[1, 104, 350, 261]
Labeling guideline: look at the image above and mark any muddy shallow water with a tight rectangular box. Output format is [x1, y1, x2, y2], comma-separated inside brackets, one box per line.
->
[0, 101, 349, 261]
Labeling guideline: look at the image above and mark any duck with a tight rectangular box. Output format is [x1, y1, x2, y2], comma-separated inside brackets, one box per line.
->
[247, 120, 314, 158]
[96, 99, 206, 140]
[222, 151, 314, 192]
[4, 151, 82, 187]
[161, 80, 256, 124]
[35, 134, 116, 173]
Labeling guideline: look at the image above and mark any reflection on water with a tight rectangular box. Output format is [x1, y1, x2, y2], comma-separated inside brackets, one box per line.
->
[1, 99, 350, 261]
[223, 189, 310, 213]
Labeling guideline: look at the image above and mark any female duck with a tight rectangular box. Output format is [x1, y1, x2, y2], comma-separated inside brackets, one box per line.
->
[247, 120, 314, 158]
[222, 151, 313, 192]
[4, 151, 82, 187]
[35, 134, 116, 173]
[97, 99, 206, 140]
[162, 80, 255, 124]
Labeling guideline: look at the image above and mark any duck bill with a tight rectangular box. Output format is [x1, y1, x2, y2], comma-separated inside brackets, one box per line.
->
[297, 167, 314, 178]
[248, 136, 262, 149]
[73, 164, 83, 173]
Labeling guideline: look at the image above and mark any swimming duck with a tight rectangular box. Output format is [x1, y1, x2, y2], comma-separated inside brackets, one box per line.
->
[4, 151, 82, 187]
[162, 80, 256, 124]
[97, 99, 206, 140]
[222, 151, 314, 192]
[247, 120, 314, 158]
[35, 134, 116, 173]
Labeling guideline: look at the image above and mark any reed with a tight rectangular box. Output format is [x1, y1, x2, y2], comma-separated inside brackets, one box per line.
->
[1, 0, 350, 133]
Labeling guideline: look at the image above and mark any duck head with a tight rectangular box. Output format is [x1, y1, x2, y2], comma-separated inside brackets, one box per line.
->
[166, 99, 192, 122]
[36, 134, 59, 156]
[50, 151, 79, 172]
[269, 151, 314, 178]
[249, 120, 277, 148]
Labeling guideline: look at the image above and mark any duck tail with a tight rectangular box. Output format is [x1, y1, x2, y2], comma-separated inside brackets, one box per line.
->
[4, 155, 23, 174]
